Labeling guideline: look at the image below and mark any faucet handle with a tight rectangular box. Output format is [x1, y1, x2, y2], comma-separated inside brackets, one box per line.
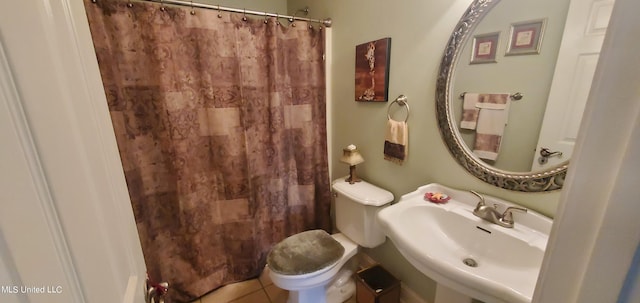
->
[470, 191, 485, 210]
[500, 206, 528, 225]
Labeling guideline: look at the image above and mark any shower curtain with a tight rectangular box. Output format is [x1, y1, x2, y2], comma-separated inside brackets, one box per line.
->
[83, 1, 331, 302]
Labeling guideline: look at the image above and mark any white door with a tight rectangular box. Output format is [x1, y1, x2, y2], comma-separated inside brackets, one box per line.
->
[531, 0, 615, 170]
[0, 1, 147, 303]
[1, 47, 79, 303]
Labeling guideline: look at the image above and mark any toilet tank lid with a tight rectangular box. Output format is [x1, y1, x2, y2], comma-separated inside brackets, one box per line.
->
[332, 177, 394, 206]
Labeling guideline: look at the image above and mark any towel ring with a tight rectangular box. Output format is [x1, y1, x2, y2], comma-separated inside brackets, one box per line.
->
[387, 95, 410, 122]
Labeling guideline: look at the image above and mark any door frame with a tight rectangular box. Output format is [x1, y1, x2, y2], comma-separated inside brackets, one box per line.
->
[0, 1, 146, 302]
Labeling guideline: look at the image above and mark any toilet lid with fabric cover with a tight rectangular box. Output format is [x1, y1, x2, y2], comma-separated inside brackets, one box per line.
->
[267, 229, 345, 276]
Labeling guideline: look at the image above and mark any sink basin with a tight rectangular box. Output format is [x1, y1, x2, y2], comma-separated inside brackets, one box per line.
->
[377, 183, 552, 303]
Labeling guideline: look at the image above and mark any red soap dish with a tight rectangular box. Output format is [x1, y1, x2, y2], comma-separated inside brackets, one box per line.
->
[425, 192, 450, 204]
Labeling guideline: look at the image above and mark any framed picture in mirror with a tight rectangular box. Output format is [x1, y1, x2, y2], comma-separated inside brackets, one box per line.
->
[470, 32, 500, 64]
[506, 19, 547, 56]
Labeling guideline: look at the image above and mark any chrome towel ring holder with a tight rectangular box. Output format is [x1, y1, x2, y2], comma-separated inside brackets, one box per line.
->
[387, 95, 409, 122]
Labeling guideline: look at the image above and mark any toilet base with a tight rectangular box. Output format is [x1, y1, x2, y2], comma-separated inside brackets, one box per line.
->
[287, 286, 327, 303]
[285, 268, 356, 303]
[326, 268, 356, 303]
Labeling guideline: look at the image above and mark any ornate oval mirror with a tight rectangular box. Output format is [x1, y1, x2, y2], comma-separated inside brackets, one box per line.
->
[435, 0, 600, 192]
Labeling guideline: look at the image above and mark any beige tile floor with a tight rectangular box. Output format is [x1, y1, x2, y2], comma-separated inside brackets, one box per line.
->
[190, 268, 357, 303]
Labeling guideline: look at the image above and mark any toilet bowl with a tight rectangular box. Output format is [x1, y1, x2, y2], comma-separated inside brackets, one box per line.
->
[267, 177, 393, 303]
[268, 233, 357, 303]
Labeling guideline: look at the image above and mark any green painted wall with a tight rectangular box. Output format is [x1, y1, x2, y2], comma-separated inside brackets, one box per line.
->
[285, 0, 561, 216]
[287, 0, 563, 301]
[195, 0, 564, 300]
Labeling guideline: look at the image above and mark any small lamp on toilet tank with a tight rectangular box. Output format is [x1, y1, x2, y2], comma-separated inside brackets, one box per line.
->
[340, 144, 364, 184]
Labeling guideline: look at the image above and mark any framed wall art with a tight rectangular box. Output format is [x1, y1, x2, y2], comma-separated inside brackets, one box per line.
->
[355, 37, 391, 102]
[470, 32, 500, 64]
[506, 18, 547, 56]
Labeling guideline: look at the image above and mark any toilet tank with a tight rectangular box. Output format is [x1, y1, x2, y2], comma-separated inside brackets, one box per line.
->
[332, 178, 394, 248]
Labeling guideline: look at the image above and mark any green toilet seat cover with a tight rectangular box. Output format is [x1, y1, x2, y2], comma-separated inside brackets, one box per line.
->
[267, 229, 345, 275]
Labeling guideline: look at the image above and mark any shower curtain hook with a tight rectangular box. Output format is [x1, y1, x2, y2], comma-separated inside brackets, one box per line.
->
[275, 13, 280, 25]
[160, 0, 166, 12]
[242, 9, 248, 21]
[290, 6, 306, 27]
[217, 5, 222, 18]
[264, 14, 269, 24]
[127, 0, 133, 8]
[190, 0, 195, 15]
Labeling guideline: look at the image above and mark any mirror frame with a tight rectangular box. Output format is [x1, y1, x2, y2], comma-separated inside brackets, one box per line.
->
[435, 0, 566, 192]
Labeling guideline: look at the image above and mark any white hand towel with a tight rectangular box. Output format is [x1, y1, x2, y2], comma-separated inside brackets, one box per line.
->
[460, 93, 480, 130]
[473, 99, 510, 161]
[384, 119, 408, 165]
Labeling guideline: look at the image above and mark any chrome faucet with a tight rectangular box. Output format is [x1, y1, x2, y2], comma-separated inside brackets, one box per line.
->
[470, 191, 527, 228]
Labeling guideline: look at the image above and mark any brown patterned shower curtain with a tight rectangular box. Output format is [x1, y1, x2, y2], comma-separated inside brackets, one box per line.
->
[83, 1, 331, 302]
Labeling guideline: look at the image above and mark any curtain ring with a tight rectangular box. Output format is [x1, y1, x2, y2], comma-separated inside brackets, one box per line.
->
[217, 5, 222, 18]
[264, 14, 269, 24]
[160, 0, 166, 12]
[127, 0, 133, 8]
[242, 9, 248, 21]
[289, 17, 295, 27]
[275, 13, 280, 25]
[190, 0, 195, 15]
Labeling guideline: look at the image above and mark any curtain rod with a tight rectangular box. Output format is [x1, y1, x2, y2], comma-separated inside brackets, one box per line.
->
[111, 0, 333, 27]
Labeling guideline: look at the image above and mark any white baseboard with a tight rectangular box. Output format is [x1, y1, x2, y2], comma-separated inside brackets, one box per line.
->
[400, 282, 430, 303]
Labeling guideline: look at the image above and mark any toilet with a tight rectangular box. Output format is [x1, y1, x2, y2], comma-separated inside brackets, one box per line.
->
[267, 177, 393, 303]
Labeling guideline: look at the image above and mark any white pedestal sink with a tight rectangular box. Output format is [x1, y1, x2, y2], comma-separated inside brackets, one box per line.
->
[377, 183, 552, 303]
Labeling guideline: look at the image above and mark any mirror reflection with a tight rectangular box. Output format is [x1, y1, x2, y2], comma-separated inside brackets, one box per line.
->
[436, 0, 616, 191]
[450, 0, 608, 173]
[452, 0, 569, 172]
